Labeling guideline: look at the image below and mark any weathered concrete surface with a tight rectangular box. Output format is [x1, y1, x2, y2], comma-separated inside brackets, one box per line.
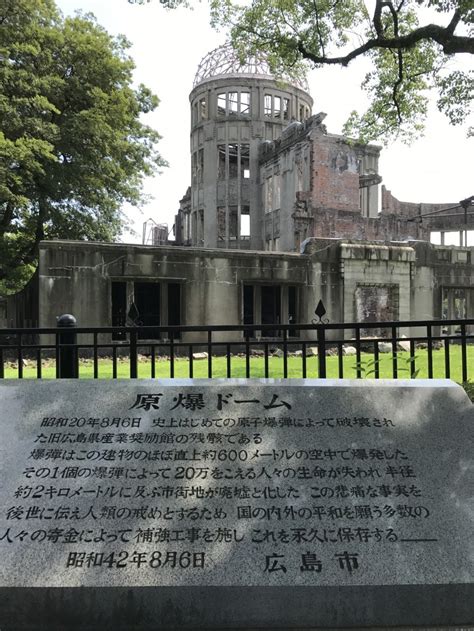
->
[0, 379, 472, 629]
[6, 236, 474, 335]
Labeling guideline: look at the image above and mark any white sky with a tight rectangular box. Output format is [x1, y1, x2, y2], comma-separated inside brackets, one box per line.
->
[56, 0, 473, 243]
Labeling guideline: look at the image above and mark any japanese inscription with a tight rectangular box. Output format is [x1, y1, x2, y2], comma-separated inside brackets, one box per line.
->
[0, 380, 472, 588]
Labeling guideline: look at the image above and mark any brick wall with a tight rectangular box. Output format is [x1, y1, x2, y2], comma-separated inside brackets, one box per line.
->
[309, 207, 427, 241]
[310, 132, 361, 213]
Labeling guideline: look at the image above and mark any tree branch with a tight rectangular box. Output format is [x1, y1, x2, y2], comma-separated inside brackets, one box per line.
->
[297, 22, 473, 67]
[445, 9, 461, 38]
[313, 0, 326, 58]
[382, 1, 404, 126]
[373, 0, 384, 37]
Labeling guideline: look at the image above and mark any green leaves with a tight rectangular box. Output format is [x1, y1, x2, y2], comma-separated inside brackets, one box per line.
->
[207, 0, 473, 143]
[0, 0, 165, 292]
[344, 34, 437, 143]
[436, 69, 474, 128]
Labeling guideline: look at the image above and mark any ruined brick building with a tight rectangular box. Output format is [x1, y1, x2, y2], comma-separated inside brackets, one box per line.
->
[174, 45, 472, 253]
[3, 45, 473, 335]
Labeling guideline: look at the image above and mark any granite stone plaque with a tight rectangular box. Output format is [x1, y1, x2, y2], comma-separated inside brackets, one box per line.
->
[0, 379, 472, 630]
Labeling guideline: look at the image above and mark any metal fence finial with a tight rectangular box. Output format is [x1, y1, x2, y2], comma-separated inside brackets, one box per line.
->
[313, 300, 329, 324]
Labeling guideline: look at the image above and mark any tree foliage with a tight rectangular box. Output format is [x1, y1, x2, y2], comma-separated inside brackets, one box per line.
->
[209, 0, 473, 142]
[0, 0, 165, 293]
[131, 0, 473, 142]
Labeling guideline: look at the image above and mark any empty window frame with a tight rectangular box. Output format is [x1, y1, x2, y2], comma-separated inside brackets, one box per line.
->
[197, 148, 204, 184]
[261, 285, 281, 336]
[191, 211, 198, 243]
[241, 144, 250, 179]
[443, 231, 463, 246]
[264, 174, 280, 211]
[228, 92, 239, 113]
[217, 145, 226, 179]
[264, 94, 272, 118]
[198, 209, 204, 244]
[192, 152, 198, 184]
[219, 144, 249, 180]
[216, 91, 251, 116]
[183, 212, 191, 242]
[243, 285, 298, 337]
[288, 285, 298, 335]
[434, 230, 474, 247]
[442, 287, 467, 320]
[217, 207, 226, 240]
[217, 93, 226, 116]
[454, 290, 467, 319]
[264, 93, 288, 119]
[243, 284, 254, 337]
[229, 205, 238, 238]
[228, 144, 239, 178]
[123, 282, 183, 340]
[168, 283, 181, 338]
[134, 282, 160, 339]
[240, 91, 250, 115]
[241, 206, 250, 237]
[265, 177, 273, 212]
[199, 97, 207, 120]
[274, 96, 281, 118]
[273, 174, 281, 210]
[217, 205, 240, 240]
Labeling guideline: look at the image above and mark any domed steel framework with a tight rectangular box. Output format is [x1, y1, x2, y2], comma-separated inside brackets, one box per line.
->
[193, 43, 309, 92]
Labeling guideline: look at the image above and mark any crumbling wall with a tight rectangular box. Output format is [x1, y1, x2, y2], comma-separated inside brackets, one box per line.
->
[31, 240, 315, 344]
[381, 186, 454, 218]
[259, 115, 384, 249]
[308, 206, 428, 241]
[338, 242, 414, 326]
[310, 132, 361, 213]
[381, 187, 474, 241]
[174, 187, 191, 246]
[410, 241, 474, 323]
[7, 238, 474, 342]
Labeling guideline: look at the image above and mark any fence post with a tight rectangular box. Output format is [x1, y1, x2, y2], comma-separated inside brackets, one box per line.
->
[317, 325, 327, 378]
[57, 314, 78, 378]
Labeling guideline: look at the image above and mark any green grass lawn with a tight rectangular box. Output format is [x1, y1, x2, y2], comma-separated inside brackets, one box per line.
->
[3, 346, 473, 383]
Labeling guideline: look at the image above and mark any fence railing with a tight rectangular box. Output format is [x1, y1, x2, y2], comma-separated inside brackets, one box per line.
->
[0, 314, 473, 382]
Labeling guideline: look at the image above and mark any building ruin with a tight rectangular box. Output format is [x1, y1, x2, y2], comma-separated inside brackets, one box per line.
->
[3, 45, 473, 334]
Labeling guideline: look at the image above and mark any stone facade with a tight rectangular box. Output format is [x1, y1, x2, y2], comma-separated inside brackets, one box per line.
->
[5, 239, 473, 338]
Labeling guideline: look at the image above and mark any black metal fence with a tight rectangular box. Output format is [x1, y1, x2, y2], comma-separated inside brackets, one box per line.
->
[0, 313, 473, 382]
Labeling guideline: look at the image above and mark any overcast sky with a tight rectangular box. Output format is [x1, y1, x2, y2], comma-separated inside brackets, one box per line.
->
[56, 0, 473, 244]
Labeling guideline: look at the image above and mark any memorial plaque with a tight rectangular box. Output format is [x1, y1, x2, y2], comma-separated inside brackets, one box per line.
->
[0, 379, 472, 630]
